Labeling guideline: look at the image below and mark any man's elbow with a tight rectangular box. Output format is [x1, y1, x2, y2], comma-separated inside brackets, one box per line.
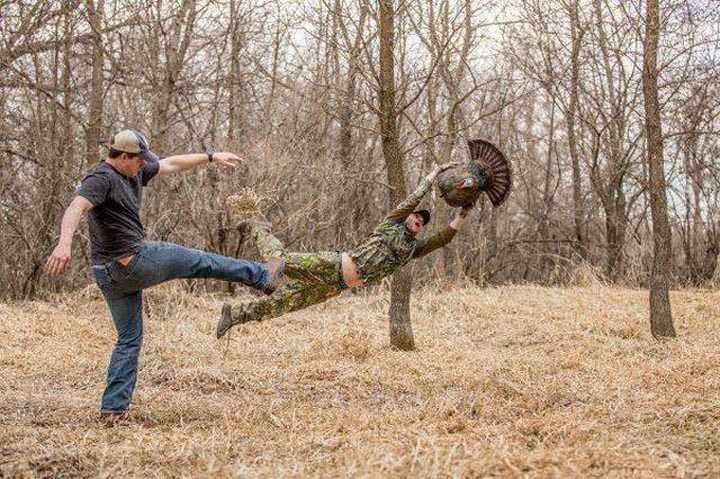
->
[157, 158, 178, 176]
[71, 196, 94, 213]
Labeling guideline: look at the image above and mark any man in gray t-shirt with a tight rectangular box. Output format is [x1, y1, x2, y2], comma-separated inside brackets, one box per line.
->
[76, 147, 159, 265]
[46, 129, 284, 423]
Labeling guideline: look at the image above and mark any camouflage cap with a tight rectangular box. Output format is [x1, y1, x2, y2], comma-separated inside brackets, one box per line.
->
[415, 209, 431, 225]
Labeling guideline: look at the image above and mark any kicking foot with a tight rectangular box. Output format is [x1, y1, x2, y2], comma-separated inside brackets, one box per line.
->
[263, 256, 285, 295]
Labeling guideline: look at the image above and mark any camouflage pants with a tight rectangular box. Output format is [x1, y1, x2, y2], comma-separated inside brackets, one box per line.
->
[225, 226, 347, 324]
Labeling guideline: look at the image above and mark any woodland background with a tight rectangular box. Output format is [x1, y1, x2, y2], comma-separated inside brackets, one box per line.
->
[1, 0, 719, 300]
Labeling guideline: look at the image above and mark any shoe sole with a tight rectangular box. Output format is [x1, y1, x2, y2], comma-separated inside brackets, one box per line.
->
[216, 304, 233, 339]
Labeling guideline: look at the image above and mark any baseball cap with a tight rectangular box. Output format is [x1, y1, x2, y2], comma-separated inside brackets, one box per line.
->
[109, 129, 159, 162]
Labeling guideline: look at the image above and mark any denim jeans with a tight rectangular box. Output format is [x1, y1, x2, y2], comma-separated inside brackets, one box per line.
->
[91, 241, 268, 412]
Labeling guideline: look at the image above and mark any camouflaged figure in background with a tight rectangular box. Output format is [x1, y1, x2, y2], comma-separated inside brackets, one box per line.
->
[217, 171, 461, 338]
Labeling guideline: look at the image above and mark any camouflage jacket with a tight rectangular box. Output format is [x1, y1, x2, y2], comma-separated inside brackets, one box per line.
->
[349, 176, 457, 283]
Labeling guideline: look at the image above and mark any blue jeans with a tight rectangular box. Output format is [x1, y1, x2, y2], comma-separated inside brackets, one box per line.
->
[91, 241, 269, 412]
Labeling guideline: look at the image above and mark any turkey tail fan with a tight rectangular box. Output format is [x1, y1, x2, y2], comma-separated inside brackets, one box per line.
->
[467, 139, 512, 207]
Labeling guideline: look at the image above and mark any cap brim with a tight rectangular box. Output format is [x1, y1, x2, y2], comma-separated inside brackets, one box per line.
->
[140, 149, 160, 163]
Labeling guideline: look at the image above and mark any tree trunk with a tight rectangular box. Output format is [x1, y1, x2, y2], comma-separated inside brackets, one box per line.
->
[334, 0, 367, 245]
[538, 98, 557, 278]
[439, 109, 459, 279]
[227, 0, 243, 144]
[711, 250, 720, 287]
[567, 0, 586, 259]
[85, 0, 104, 168]
[643, 0, 676, 338]
[378, 0, 414, 350]
[152, 0, 197, 152]
[604, 189, 627, 281]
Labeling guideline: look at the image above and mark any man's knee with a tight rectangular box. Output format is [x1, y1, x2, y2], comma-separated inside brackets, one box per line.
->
[187, 253, 213, 277]
[115, 329, 143, 352]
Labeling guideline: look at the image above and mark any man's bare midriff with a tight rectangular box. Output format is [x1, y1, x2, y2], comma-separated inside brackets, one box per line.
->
[117, 254, 134, 266]
[341, 253, 364, 288]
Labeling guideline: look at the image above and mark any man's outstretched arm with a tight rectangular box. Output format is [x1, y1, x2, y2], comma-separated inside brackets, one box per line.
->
[385, 162, 457, 222]
[45, 196, 94, 276]
[158, 152, 243, 176]
[413, 204, 473, 259]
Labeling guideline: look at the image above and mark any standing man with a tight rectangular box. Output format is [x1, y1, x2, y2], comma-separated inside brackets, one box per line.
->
[45, 129, 283, 423]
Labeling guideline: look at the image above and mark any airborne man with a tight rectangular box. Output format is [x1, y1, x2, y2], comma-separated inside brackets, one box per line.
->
[217, 136, 512, 338]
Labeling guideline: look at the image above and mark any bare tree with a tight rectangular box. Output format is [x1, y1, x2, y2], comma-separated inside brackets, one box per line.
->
[377, 0, 414, 350]
[149, 0, 198, 152]
[85, 0, 105, 167]
[1, 0, 719, 300]
[563, 0, 587, 260]
[643, 0, 676, 338]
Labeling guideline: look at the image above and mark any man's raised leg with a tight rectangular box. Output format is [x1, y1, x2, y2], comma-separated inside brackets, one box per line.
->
[116, 241, 283, 295]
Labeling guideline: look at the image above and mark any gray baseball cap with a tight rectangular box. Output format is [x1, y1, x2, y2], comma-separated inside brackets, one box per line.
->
[109, 129, 159, 162]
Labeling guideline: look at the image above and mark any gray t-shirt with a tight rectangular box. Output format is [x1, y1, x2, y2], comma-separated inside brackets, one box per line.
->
[77, 160, 160, 265]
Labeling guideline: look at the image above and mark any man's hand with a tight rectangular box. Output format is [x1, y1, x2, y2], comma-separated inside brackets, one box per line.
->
[45, 196, 93, 276]
[212, 152, 244, 168]
[449, 202, 475, 230]
[458, 202, 475, 218]
[46, 243, 72, 276]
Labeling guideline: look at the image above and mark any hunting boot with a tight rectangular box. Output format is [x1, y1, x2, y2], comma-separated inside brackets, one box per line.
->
[216, 303, 253, 339]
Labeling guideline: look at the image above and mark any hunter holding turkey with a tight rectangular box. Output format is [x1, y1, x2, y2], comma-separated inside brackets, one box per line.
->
[217, 139, 511, 338]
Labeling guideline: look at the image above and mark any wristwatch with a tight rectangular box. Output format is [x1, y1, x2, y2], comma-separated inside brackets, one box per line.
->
[206, 147, 214, 163]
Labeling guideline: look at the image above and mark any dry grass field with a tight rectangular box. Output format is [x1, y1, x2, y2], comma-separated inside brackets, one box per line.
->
[2, 283, 719, 478]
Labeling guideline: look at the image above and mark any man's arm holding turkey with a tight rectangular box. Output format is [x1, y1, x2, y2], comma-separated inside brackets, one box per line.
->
[413, 203, 474, 259]
[384, 162, 459, 223]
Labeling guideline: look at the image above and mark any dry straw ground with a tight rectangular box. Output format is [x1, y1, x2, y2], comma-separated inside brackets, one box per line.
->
[2, 283, 719, 478]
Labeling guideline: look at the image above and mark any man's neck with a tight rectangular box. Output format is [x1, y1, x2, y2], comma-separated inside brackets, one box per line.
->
[105, 158, 129, 177]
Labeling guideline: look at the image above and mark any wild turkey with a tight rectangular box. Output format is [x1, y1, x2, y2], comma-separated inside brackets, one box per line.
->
[437, 139, 512, 208]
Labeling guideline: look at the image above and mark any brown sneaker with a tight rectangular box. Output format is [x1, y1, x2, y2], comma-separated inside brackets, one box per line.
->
[263, 257, 285, 295]
[99, 410, 130, 427]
